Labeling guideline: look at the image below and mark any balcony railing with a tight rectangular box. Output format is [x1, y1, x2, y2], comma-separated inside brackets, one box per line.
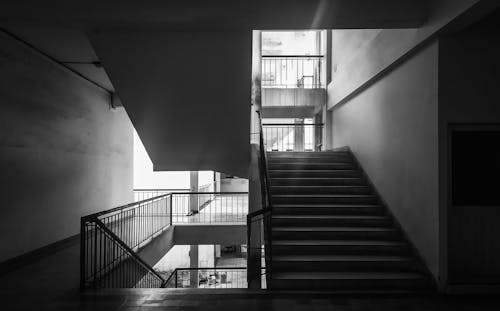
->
[134, 188, 188, 202]
[164, 267, 247, 289]
[262, 123, 324, 152]
[81, 191, 248, 290]
[171, 192, 248, 224]
[262, 55, 323, 89]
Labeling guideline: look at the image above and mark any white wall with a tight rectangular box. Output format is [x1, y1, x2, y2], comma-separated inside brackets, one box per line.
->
[0, 33, 133, 262]
[133, 130, 190, 189]
[332, 42, 440, 278]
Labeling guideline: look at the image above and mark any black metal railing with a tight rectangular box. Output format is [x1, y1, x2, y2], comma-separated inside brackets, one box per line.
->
[164, 267, 247, 288]
[247, 111, 274, 288]
[170, 192, 248, 224]
[81, 191, 249, 289]
[80, 216, 166, 289]
[262, 55, 323, 89]
[262, 123, 323, 152]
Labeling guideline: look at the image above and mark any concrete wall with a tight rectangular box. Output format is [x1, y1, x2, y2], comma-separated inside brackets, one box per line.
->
[262, 88, 326, 108]
[332, 42, 440, 278]
[220, 178, 249, 192]
[328, 0, 481, 109]
[0, 33, 133, 262]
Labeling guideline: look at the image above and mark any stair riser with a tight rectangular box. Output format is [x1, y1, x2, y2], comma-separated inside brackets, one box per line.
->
[271, 186, 371, 195]
[272, 231, 400, 240]
[269, 163, 357, 170]
[270, 278, 428, 291]
[270, 171, 361, 178]
[273, 207, 384, 215]
[272, 260, 419, 272]
[271, 178, 366, 186]
[273, 196, 379, 205]
[268, 157, 354, 164]
[272, 218, 391, 227]
[268, 152, 351, 159]
[272, 245, 411, 256]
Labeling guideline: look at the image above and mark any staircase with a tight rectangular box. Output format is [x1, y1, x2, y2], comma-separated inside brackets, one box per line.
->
[267, 150, 431, 292]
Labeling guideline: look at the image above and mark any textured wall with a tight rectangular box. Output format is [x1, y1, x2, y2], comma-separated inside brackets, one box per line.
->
[0, 33, 133, 262]
[332, 42, 440, 278]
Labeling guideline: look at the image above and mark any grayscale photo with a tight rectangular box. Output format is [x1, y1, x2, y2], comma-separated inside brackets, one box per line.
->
[1, 1, 499, 310]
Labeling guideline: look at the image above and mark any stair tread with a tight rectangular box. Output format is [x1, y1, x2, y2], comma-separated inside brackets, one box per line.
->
[273, 227, 396, 232]
[273, 240, 406, 246]
[272, 215, 387, 220]
[274, 204, 381, 208]
[273, 255, 414, 261]
[271, 170, 359, 172]
[273, 194, 376, 197]
[272, 185, 369, 188]
[272, 271, 426, 280]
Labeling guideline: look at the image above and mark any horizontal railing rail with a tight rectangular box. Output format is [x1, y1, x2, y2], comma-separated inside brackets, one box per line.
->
[164, 267, 247, 289]
[134, 188, 189, 202]
[262, 55, 324, 89]
[262, 123, 324, 152]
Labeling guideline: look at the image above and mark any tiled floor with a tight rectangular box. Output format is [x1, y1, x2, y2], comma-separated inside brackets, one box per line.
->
[2, 239, 500, 311]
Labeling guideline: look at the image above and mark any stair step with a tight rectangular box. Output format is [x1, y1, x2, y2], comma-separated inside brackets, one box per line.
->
[272, 215, 391, 227]
[272, 227, 400, 240]
[270, 170, 362, 178]
[271, 185, 371, 195]
[273, 194, 379, 204]
[268, 157, 354, 164]
[269, 162, 357, 170]
[273, 204, 384, 215]
[271, 272, 428, 290]
[271, 177, 366, 186]
[272, 240, 410, 255]
[268, 152, 351, 159]
[272, 255, 418, 272]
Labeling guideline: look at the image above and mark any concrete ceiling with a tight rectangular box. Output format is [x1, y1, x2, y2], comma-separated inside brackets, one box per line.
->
[1, 27, 114, 92]
[0, 0, 432, 176]
[1, 0, 429, 30]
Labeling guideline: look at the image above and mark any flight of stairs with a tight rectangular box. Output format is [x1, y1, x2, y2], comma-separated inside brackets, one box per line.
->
[267, 150, 431, 292]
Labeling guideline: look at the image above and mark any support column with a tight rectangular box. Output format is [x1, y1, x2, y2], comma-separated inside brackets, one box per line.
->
[294, 118, 304, 151]
[247, 30, 262, 289]
[189, 171, 199, 214]
[248, 144, 262, 289]
[189, 245, 199, 288]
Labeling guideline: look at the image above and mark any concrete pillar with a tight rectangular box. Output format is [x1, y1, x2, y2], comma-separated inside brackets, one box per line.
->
[247, 144, 262, 289]
[189, 245, 199, 288]
[247, 30, 263, 289]
[294, 118, 304, 151]
[323, 30, 333, 150]
[213, 172, 221, 192]
[189, 171, 199, 214]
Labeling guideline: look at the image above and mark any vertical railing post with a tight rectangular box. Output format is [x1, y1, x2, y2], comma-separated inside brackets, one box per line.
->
[169, 194, 173, 225]
[80, 217, 86, 291]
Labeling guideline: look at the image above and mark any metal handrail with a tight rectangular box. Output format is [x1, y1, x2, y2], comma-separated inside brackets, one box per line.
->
[83, 193, 170, 219]
[247, 111, 274, 288]
[262, 123, 324, 126]
[262, 55, 324, 58]
[94, 219, 166, 286]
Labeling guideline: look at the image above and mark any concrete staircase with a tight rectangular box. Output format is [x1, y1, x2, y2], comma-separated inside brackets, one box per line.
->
[267, 150, 431, 291]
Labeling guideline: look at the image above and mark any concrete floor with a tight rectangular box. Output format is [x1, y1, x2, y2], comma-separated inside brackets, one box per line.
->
[2, 241, 500, 311]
